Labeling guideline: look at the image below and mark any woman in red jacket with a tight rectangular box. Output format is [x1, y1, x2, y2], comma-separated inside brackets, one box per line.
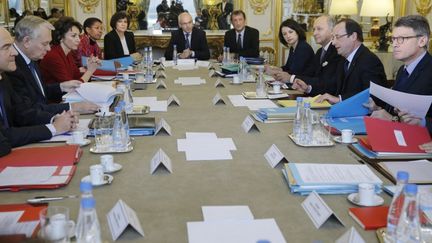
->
[40, 16, 100, 84]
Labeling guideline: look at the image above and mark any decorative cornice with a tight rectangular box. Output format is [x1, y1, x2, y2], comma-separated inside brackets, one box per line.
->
[78, 0, 100, 14]
[248, 0, 270, 15]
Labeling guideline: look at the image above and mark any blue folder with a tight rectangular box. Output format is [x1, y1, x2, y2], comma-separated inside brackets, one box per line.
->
[82, 56, 117, 71]
[326, 116, 366, 134]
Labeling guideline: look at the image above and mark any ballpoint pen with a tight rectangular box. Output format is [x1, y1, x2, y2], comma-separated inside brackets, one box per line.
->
[27, 195, 78, 204]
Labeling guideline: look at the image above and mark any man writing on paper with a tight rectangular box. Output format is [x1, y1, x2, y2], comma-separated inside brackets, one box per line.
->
[0, 27, 77, 148]
[300, 19, 387, 104]
[290, 15, 343, 96]
[164, 12, 210, 60]
[220, 10, 259, 60]
[6, 16, 99, 115]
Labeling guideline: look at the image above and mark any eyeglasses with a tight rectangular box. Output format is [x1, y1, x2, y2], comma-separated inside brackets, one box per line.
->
[332, 33, 349, 40]
[390, 35, 422, 44]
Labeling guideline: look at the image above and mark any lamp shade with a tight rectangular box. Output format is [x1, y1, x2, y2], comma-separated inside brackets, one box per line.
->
[329, 0, 358, 15]
[360, 0, 394, 17]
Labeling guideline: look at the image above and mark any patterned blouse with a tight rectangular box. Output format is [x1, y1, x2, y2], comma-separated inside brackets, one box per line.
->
[73, 34, 103, 67]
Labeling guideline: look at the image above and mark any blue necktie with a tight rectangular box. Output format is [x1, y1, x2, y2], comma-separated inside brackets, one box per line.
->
[344, 60, 350, 74]
[28, 61, 45, 97]
[0, 89, 9, 128]
[393, 68, 409, 91]
[185, 33, 190, 49]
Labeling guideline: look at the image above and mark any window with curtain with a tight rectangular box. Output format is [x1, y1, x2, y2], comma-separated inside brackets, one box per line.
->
[147, 0, 197, 27]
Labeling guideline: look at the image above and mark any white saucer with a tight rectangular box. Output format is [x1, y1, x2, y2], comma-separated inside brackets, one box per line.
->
[81, 174, 113, 186]
[104, 163, 122, 173]
[334, 136, 358, 144]
[95, 111, 113, 117]
[66, 138, 91, 147]
[268, 90, 283, 95]
[347, 193, 384, 207]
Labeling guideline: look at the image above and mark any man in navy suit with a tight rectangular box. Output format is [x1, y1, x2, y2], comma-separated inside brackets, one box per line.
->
[314, 18, 387, 104]
[6, 16, 98, 116]
[0, 27, 76, 148]
[164, 12, 210, 60]
[222, 10, 259, 58]
[366, 16, 432, 134]
[291, 15, 343, 96]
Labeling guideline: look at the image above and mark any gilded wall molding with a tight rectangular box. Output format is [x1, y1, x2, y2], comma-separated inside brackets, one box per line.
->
[78, 0, 100, 13]
[248, 0, 270, 15]
[414, 0, 432, 16]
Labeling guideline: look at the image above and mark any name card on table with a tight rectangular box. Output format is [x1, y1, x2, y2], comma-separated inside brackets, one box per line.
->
[156, 79, 167, 89]
[242, 115, 260, 133]
[301, 191, 344, 229]
[196, 60, 210, 68]
[264, 144, 288, 168]
[158, 64, 166, 71]
[107, 199, 145, 241]
[156, 70, 167, 79]
[212, 92, 226, 105]
[214, 78, 225, 88]
[150, 148, 173, 174]
[167, 94, 181, 106]
[209, 69, 217, 78]
[335, 227, 366, 243]
[154, 118, 172, 136]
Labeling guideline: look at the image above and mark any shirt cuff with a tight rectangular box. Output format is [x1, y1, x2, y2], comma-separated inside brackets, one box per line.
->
[306, 85, 312, 94]
[289, 74, 296, 84]
[191, 51, 195, 58]
[46, 124, 57, 136]
[338, 95, 342, 102]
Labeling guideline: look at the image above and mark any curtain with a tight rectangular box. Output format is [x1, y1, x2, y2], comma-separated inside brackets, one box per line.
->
[193, 0, 202, 11]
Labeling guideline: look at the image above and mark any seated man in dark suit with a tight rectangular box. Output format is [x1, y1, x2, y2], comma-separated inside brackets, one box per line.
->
[313, 18, 387, 104]
[291, 15, 343, 96]
[6, 16, 98, 116]
[222, 10, 259, 59]
[164, 12, 210, 60]
[0, 27, 76, 148]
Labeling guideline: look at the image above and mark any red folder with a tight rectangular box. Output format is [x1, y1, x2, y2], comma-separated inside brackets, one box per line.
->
[93, 69, 117, 76]
[364, 117, 431, 153]
[0, 203, 48, 238]
[0, 145, 82, 191]
[349, 206, 389, 230]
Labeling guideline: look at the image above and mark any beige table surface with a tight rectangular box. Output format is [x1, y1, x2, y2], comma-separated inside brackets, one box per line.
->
[0, 66, 392, 243]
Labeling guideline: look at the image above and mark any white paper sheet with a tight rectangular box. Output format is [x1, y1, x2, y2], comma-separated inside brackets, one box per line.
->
[0, 166, 57, 186]
[293, 163, 382, 185]
[187, 218, 286, 243]
[380, 160, 432, 183]
[177, 132, 236, 161]
[75, 82, 119, 106]
[202, 206, 254, 221]
[0, 211, 38, 237]
[227, 95, 277, 111]
[370, 82, 432, 118]
[133, 97, 167, 112]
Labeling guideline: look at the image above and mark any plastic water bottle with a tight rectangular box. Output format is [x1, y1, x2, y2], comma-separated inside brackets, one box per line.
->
[173, 44, 178, 65]
[112, 106, 125, 151]
[226, 47, 231, 63]
[148, 46, 153, 66]
[302, 102, 313, 144]
[75, 198, 102, 243]
[222, 47, 228, 64]
[118, 101, 130, 145]
[396, 184, 421, 243]
[386, 171, 409, 243]
[238, 56, 247, 82]
[293, 97, 304, 139]
[123, 79, 134, 113]
[256, 66, 265, 97]
[142, 47, 148, 66]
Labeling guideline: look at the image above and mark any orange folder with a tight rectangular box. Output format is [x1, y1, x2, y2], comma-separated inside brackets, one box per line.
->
[364, 117, 431, 153]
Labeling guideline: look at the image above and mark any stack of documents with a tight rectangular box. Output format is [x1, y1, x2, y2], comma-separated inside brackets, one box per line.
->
[174, 77, 206, 86]
[377, 160, 432, 184]
[252, 107, 296, 123]
[282, 163, 382, 195]
[187, 206, 286, 243]
[0, 203, 47, 238]
[63, 83, 120, 107]
[325, 89, 370, 134]
[278, 95, 331, 109]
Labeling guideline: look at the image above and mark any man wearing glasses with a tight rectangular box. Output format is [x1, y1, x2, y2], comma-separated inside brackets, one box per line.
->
[311, 19, 387, 104]
[368, 15, 432, 134]
[164, 12, 210, 60]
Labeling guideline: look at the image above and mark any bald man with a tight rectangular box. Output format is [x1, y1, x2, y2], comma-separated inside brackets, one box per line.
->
[164, 12, 210, 60]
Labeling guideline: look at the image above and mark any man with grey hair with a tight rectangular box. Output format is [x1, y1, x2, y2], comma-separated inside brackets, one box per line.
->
[289, 15, 342, 95]
[6, 15, 98, 115]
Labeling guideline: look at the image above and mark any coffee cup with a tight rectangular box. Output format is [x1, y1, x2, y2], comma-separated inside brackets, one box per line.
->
[358, 183, 375, 205]
[90, 164, 104, 185]
[233, 75, 240, 84]
[273, 84, 281, 93]
[100, 155, 114, 171]
[39, 206, 75, 243]
[99, 105, 110, 115]
[341, 129, 355, 143]
[71, 130, 85, 144]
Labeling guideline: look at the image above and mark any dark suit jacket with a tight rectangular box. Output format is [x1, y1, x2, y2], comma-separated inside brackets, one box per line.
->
[0, 131, 11, 157]
[336, 44, 388, 100]
[104, 30, 136, 60]
[7, 51, 69, 115]
[164, 27, 210, 60]
[282, 40, 315, 77]
[297, 43, 343, 96]
[0, 76, 52, 147]
[224, 26, 259, 58]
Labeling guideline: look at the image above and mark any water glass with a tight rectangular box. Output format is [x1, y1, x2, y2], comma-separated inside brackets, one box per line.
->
[420, 191, 432, 243]
[39, 206, 74, 243]
[94, 116, 113, 151]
